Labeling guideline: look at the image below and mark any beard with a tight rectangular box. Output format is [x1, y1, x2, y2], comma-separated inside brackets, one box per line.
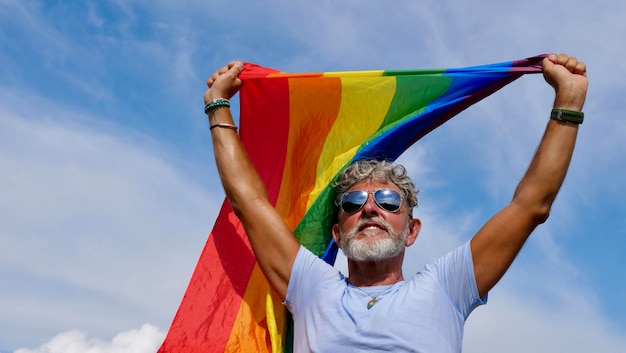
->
[339, 216, 408, 262]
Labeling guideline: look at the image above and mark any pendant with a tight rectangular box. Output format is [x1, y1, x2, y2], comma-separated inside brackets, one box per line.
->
[367, 298, 377, 310]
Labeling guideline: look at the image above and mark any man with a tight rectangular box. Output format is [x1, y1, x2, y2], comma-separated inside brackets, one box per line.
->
[203, 53, 587, 352]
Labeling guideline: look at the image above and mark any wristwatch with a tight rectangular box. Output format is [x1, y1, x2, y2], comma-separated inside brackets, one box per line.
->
[550, 108, 584, 124]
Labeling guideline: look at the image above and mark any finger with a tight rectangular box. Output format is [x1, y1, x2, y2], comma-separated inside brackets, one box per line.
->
[556, 53, 570, 65]
[574, 61, 587, 75]
[207, 72, 220, 88]
[207, 72, 219, 87]
[206, 61, 244, 90]
[542, 56, 554, 70]
[218, 65, 230, 75]
[226, 61, 244, 77]
[564, 56, 579, 72]
[547, 53, 558, 63]
[207, 66, 228, 87]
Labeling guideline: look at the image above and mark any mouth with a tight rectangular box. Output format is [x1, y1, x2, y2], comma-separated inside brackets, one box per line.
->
[359, 223, 384, 231]
[357, 221, 388, 236]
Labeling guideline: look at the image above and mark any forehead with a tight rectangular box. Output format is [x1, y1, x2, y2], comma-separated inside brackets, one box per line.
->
[347, 179, 401, 193]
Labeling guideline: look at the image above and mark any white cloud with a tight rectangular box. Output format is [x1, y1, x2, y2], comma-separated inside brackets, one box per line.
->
[14, 324, 165, 353]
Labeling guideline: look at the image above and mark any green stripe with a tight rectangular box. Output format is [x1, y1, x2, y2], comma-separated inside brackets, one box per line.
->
[293, 186, 337, 256]
[381, 74, 452, 129]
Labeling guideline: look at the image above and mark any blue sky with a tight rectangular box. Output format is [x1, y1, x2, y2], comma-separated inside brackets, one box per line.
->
[1, 0, 625, 352]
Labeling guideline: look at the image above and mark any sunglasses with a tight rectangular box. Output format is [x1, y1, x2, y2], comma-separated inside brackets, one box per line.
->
[338, 189, 403, 214]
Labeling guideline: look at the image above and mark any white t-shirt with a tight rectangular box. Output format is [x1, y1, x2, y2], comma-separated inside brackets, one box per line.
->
[284, 242, 486, 353]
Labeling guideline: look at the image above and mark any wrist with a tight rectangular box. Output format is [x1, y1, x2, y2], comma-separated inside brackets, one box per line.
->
[552, 101, 584, 112]
[553, 87, 586, 112]
[206, 101, 235, 126]
[204, 89, 230, 105]
[204, 98, 230, 114]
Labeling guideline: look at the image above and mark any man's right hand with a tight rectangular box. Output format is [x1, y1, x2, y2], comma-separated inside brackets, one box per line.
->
[205, 61, 244, 104]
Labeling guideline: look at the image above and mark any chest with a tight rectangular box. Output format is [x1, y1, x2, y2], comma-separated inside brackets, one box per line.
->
[294, 280, 464, 352]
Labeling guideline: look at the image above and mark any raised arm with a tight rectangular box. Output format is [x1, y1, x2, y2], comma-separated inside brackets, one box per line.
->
[470, 53, 588, 297]
[204, 62, 301, 298]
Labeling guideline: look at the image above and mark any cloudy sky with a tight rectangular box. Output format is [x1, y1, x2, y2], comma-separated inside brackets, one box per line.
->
[1, 0, 625, 352]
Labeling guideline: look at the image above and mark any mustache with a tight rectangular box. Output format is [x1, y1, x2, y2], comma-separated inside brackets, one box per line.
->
[353, 216, 392, 234]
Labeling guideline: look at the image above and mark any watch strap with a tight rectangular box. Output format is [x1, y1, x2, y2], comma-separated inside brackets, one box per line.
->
[550, 108, 584, 124]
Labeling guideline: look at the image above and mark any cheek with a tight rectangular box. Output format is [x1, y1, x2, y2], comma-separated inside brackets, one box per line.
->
[390, 217, 410, 233]
[340, 213, 361, 231]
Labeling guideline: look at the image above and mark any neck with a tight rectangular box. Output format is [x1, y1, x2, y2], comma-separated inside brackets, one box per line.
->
[346, 252, 405, 287]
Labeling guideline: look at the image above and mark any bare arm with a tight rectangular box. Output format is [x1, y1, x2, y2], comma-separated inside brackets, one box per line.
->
[470, 53, 588, 297]
[204, 62, 300, 298]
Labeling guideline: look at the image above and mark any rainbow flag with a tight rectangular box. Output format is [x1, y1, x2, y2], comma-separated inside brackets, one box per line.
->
[158, 55, 544, 353]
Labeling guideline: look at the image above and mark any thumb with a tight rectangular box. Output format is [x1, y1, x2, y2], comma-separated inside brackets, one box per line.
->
[542, 54, 556, 71]
[542, 55, 559, 89]
[229, 61, 245, 76]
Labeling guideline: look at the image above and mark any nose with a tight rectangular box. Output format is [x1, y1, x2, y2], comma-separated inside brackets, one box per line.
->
[360, 193, 380, 216]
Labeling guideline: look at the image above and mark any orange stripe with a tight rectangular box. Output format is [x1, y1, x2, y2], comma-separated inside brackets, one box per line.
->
[224, 264, 286, 352]
[275, 76, 343, 228]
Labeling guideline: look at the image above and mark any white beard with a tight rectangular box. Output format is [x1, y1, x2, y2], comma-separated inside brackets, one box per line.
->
[339, 216, 408, 262]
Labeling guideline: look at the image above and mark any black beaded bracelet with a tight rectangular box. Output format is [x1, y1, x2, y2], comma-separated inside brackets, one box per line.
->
[550, 108, 584, 124]
[204, 98, 230, 114]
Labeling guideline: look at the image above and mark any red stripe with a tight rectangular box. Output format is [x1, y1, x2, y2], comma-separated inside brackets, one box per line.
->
[158, 67, 291, 353]
[158, 202, 254, 352]
[240, 73, 291, 200]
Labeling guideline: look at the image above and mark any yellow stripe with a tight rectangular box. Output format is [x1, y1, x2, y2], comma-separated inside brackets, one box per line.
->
[266, 285, 285, 353]
[322, 70, 385, 77]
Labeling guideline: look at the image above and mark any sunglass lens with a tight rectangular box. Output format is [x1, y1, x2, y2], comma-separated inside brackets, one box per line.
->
[374, 189, 402, 212]
[341, 191, 367, 213]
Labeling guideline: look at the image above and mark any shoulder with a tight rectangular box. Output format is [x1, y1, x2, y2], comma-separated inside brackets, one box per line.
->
[286, 246, 345, 299]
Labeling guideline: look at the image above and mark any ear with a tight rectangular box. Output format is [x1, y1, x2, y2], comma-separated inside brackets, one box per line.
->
[405, 218, 422, 247]
[331, 223, 342, 248]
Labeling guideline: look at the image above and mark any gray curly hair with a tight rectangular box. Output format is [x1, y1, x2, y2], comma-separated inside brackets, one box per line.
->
[332, 159, 419, 213]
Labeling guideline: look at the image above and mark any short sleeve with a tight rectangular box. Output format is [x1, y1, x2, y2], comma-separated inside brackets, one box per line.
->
[284, 245, 345, 315]
[423, 241, 487, 318]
